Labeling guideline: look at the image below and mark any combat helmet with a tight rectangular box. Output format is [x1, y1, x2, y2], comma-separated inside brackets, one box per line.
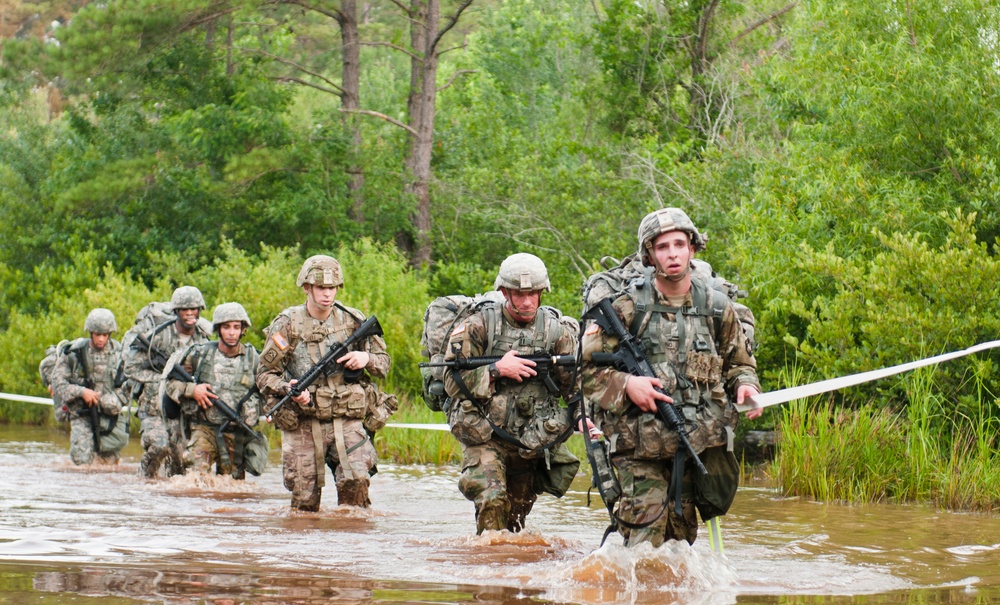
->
[637, 207, 707, 263]
[211, 302, 252, 329]
[297, 255, 344, 288]
[171, 285, 206, 310]
[494, 253, 551, 292]
[84, 308, 118, 333]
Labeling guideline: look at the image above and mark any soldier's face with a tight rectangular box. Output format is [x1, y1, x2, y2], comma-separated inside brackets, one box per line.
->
[176, 307, 200, 329]
[305, 284, 338, 309]
[502, 288, 541, 322]
[90, 333, 110, 351]
[217, 321, 244, 347]
[650, 231, 694, 278]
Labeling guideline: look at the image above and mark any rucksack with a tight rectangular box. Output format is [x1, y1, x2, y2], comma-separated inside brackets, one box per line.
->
[581, 254, 756, 349]
[419, 291, 505, 412]
[40, 340, 72, 422]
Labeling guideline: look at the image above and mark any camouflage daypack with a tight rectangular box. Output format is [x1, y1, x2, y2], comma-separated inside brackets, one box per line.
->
[41, 340, 72, 422]
[419, 291, 505, 412]
[581, 254, 756, 349]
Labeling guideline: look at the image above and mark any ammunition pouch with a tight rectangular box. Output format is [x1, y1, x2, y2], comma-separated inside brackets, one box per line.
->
[448, 398, 493, 446]
[362, 384, 398, 434]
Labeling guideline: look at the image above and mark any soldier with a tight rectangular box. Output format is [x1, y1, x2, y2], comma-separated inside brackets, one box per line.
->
[256, 255, 390, 511]
[582, 208, 762, 548]
[50, 309, 128, 465]
[165, 302, 265, 479]
[443, 253, 585, 534]
[125, 286, 212, 478]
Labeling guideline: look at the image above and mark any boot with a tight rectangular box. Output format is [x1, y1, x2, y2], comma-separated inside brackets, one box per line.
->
[337, 479, 371, 508]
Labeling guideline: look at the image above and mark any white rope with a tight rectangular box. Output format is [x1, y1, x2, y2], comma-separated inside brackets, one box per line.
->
[0, 392, 54, 405]
[736, 339, 1000, 412]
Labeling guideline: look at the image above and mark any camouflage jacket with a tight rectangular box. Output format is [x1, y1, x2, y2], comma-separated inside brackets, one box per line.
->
[50, 338, 123, 416]
[123, 320, 212, 415]
[581, 277, 759, 457]
[444, 303, 579, 447]
[165, 341, 261, 428]
[256, 303, 390, 423]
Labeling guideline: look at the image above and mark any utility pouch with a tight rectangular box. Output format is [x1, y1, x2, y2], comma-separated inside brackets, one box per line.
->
[314, 385, 336, 420]
[684, 351, 722, 385]
[329, 383, 367, 419]
[98, 413, 130, 453]
[448, 399, 493, 446]
[363, 386, 398, 434]
[272, 404, 299, 431]
[692, 445, 740, 522]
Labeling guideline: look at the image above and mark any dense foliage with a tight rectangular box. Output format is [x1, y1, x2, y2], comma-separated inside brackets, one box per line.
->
[2, 0, 999, 507]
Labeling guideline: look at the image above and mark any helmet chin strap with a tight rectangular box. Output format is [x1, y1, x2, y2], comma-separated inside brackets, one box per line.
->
[645, 247, 691, 283]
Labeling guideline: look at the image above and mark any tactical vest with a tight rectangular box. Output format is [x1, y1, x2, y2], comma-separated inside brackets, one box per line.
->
[280, 303, 369, 421]
[190, 342, 259, 426]
[480, 303, 570, 449]
[65, 338, 121, 407]
[604, 276, 736, 459]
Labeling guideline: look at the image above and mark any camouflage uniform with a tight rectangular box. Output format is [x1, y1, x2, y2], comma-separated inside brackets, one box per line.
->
[256, 256, 391, 511]
[581, 209, 760, 547]
[124, 291, 212, 478]
[165, 341, 261, 478]
[50, 337, 125, 465]
[444, 254, 581, 534]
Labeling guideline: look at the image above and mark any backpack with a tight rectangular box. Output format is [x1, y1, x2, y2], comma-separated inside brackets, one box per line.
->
[41, 340, 72, 422]
[581, 254, 756, 349]
[419, 291, 505, 411]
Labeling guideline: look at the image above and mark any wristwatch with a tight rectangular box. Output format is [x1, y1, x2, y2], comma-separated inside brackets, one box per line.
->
[488, 363, 501, 381]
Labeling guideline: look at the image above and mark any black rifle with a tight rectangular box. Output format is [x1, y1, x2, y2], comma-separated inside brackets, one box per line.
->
[584, 297, 707, 477]
[166, 363, 264, 443]
[266, 315, 383, 417]
[70, 346, 105, 453]
[419, 354, 576, 394]
[134, 332, 171, 373]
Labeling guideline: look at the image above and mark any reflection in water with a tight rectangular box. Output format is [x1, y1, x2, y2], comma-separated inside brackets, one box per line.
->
[2, 425, 1000, 605]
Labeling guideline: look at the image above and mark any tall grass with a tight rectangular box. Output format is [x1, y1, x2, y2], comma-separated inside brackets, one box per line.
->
[773, 365, 1000, 512]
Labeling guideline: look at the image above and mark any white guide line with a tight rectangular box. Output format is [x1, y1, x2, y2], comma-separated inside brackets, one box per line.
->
[384, 423, 450, 431]
[0, 393, 54, 405]
[736, 339, 1000, 412]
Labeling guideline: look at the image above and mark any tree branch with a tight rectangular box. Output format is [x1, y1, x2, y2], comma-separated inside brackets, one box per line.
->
[272, 76, 344, 98]
[729, 3, 797, 48]
[431, 0, 474, 54]
[360, 40, 422, 61]
[437, 69, 476, 92]
[275, 0, 345, 23]
[247, 48, 346, 95]
[340, 108, 418, 135]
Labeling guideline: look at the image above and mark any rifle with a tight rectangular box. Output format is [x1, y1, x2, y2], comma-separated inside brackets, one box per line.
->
[419, 354, 577, 394]
[165, 363, 264, 443]
[584, 297, 708, 477]
[266, 315, 383, 418]
[133, 332, 171, 373]
[70, 346, 103, 454]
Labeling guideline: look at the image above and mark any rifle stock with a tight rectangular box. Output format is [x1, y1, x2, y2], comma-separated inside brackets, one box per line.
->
[585, 298, 707, 476]
[265, 315, 383, 418]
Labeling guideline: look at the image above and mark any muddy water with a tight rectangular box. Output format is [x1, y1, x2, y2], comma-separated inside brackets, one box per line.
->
[1, 425, 998, 605]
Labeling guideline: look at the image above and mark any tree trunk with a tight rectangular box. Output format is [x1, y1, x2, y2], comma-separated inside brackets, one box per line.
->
[401, 0, 438, 268]
[339, 0, 365, 221]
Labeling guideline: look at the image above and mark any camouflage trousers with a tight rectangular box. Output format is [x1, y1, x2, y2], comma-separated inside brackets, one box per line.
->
[69, 415, 120, 466]
[187, 423, 243, 479]
[139, 414, 186, 478]
[458, 440, 540, 534]
[614, 456, 698, 547]
[281, 417, 375, 511]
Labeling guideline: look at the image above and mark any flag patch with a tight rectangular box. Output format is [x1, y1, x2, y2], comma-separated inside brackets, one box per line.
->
[451, 324, 466, 336]
[272, 333, 289, 351]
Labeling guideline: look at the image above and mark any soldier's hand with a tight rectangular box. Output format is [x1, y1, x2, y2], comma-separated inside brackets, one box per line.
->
[625, 375, 672, 413]
[81, 388, 100, 406]
[738, 384, 763, 419]
[288, 379, 311, 405]
[193, 383, 218, 409]
[495, 350, 537, 383]
[337, 351, 370, 372]
[577, 417, 603, 439]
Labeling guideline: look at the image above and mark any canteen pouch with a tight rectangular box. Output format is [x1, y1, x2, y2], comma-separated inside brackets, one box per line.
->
[449, 399, 493, 446]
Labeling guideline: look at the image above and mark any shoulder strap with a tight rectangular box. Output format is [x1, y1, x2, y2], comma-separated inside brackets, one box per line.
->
[193, 342, 219, 384]
[481, 301, 501, 355]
